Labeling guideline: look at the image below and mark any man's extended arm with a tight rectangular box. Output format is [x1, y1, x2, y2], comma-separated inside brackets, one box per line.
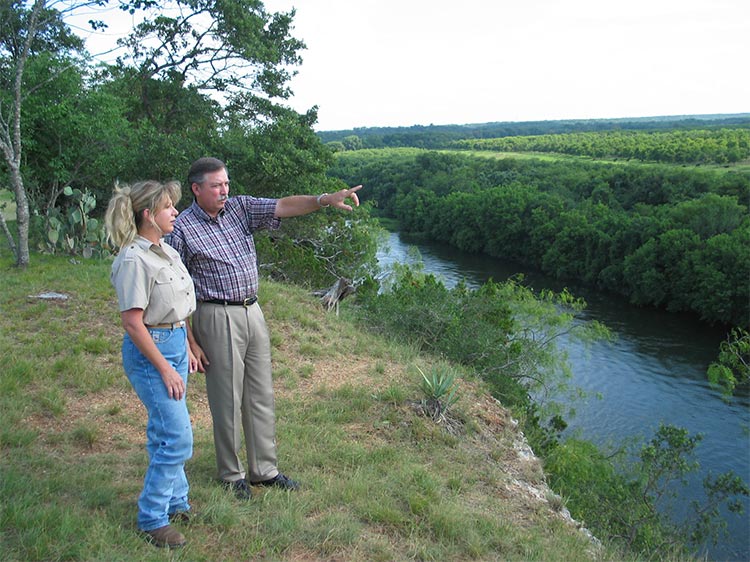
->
[274, 185, 363, 218]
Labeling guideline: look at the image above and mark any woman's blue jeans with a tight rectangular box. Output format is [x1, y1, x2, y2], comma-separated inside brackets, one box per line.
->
[122, 326, 193, 531]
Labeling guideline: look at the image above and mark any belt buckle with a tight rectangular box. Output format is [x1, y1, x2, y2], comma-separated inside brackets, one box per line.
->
[243, 297, 255, 307]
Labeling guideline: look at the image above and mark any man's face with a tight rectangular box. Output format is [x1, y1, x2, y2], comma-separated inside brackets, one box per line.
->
[192, 168, 230, 217]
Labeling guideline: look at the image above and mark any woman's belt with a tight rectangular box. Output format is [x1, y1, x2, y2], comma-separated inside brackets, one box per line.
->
[145, 320, 186, 329]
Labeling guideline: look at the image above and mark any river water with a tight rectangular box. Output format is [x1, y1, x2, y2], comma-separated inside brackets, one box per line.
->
[377, 231, 750, 561]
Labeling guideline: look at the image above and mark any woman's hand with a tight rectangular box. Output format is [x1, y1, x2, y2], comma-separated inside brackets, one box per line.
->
[161, 367, 186, 400]
[121, 308, 188, 401]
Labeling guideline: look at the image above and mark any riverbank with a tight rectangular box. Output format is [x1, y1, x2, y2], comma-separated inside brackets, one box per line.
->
[0, 250, 618, 561]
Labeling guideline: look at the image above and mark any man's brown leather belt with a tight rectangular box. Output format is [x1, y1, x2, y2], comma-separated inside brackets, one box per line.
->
[201, 296, 258, 307]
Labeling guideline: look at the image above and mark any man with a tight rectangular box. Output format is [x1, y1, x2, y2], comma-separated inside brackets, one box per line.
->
[168, 156, 362, 499]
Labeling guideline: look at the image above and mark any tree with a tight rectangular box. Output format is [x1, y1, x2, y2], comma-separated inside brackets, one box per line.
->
[707, 328, 750, 396]
[0, 0, 86, 266]
[547, 424, 749, 558]
[19, 56, 136, 217]
[326, 140, 345, 153]
[1, 0, 306, 266]
[113, 0, 304, 126]
[668, 193, 747, 240]
[341, 135, 363, 151]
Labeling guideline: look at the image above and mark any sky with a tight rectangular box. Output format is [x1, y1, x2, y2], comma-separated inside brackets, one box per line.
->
[260, 0, 750, 131]
[69, 0, 750, 132]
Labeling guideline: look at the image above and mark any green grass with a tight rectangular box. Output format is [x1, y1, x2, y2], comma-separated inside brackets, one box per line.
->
[0, 248, 636, 561]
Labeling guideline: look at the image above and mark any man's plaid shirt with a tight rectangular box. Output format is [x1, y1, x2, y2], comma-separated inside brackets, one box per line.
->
[167, 196, 280, 302]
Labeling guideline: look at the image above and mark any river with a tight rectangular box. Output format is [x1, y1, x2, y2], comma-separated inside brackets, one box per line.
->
[377, 231, 750, 561]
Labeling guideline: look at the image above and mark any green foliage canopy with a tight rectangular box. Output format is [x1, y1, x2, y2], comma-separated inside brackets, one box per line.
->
[330, 149, 750, 326]
[453, 128, 750, 165]
[1, 0, 376, 284]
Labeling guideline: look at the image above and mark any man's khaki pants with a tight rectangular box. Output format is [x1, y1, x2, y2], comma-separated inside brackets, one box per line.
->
[193, 301, 279, 483]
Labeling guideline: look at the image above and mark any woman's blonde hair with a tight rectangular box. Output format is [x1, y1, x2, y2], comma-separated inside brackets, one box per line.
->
[104, 180, 182, 248]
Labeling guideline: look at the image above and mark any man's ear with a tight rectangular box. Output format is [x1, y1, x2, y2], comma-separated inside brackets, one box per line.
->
[191, 182, 200, 197]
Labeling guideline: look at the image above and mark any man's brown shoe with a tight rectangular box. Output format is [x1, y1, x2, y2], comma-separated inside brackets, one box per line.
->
[143, 525, 186, 548]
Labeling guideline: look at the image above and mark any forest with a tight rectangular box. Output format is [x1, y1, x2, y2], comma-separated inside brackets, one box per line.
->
[318, 114, 750, 150]
[452, 128, 750, 164]
[328, 145, 750, 328]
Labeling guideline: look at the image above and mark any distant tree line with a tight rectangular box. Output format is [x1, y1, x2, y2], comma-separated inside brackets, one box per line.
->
[318, 114, 750, 151]
[329, 149, 750, 327]
[452, 128, 750, 164]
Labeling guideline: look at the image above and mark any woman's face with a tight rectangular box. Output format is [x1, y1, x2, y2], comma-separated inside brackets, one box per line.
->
[150, 198, 179, 235]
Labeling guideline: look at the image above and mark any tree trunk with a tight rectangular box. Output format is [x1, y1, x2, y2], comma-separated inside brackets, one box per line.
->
[9, 164, 29, 267]
[315, 278, 355, 313]
[0, 0, 44, 268]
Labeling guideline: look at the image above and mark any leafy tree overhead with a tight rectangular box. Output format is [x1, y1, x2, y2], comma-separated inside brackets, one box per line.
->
[0, 0, 312, 266]
[114, 0, 304, 124]
[1, 0, 377, 288]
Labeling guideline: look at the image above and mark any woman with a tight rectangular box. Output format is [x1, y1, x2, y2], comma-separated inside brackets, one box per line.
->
[105, 180, 197, 548]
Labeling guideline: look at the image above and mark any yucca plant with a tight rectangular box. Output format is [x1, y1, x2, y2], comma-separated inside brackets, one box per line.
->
[417, 364, 460, 422]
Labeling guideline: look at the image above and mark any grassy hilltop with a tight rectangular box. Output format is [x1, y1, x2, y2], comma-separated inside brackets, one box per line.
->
[0, 249, 634, 562]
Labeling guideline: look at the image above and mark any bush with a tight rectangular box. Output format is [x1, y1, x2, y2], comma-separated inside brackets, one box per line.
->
[545, 424, 749, 558]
